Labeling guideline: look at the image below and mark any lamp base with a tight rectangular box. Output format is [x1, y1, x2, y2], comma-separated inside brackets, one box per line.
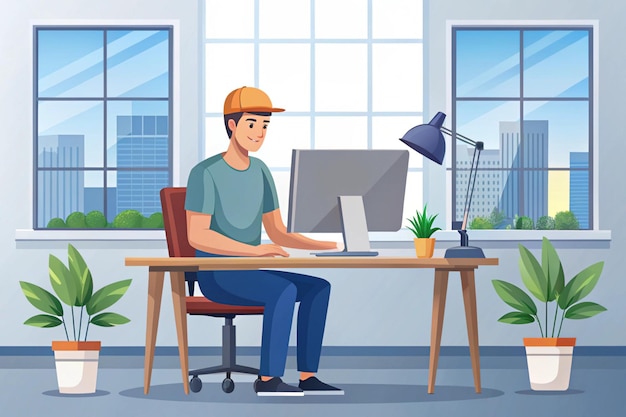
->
[444, 246, 485, 258]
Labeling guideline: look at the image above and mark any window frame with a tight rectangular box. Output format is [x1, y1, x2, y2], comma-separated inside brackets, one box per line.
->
[446, 21, 600, 232]
[32, 24, 174, 230]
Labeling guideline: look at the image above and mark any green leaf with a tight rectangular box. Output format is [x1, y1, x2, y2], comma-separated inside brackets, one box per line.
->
[86, 279, 132, 315]
[90, 312, 131, 327]
[24, 314, 63, 328]
[564, 301, 607, 320]
[491, 280, 537, 315]
[558, 261, 604, 310]
[48, 254, 77, 306]
[518, 244, 548, 302]
[497, 311, 535, 324]
[541, 237, 564, 301]
[19, 281, 63, 316]
[67, 244, 93, 306]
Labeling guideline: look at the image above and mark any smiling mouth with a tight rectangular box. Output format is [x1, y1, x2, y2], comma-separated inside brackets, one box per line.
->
[248, 137, 260, 143]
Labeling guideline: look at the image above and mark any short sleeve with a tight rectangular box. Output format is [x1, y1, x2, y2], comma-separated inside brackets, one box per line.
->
[259, 161, 280, 213]
[185, 164, 215, 214]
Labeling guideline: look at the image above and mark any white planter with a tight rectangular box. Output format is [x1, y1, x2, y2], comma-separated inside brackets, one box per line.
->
[52, 341, 101, 394]
[524, 338, 575, 391]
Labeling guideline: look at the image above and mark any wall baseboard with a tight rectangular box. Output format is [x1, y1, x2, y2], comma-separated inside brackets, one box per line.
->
[1, 345, 625, 356]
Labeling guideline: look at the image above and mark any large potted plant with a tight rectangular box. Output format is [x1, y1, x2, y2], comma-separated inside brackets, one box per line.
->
[492, 237, 606, 391]
[406, 204, 441, 258]
[19, 243, 132, 394]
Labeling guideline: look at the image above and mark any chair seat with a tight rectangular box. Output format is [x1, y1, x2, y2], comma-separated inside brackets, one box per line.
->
[186, 296, 264, 316]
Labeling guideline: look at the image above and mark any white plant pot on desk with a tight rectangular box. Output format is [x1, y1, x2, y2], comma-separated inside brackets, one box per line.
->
[524, 337, 575, 391]
[52, 341, 101, 394]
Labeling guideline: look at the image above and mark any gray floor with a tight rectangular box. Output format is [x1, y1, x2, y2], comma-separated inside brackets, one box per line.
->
[1, 352, 625, 417]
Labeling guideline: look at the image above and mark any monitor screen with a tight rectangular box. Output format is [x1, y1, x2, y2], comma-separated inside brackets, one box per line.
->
[287, 149, 409, 252]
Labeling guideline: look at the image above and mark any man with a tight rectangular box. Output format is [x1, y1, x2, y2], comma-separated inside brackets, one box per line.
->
[185, 86, 343, 396]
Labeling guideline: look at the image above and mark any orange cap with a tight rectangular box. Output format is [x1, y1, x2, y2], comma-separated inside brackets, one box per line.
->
[223, 86, 285, 115]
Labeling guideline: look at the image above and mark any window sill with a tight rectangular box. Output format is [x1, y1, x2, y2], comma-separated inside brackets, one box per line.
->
[15, 229, 166, 241]
[15, 228, 611, 243]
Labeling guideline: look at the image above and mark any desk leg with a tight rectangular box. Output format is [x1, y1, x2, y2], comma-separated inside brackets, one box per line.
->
[428, 269, 449, 394]
[170, 271, 190, 395]
[460, 269, 481, 393]
[145, 270, 165, 395]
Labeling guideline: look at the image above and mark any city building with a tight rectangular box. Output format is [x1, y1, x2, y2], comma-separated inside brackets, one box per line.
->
[37, 134, 85, 227]
[570, 151, 589, 229]
[499, 120, 549, 223]
[115, 115, 169, 217]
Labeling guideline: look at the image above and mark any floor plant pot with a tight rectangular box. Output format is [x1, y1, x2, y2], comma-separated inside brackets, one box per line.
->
[52, 341, 101, 394]
[413, 238, 436, 258]
[523, 337, 575, 391]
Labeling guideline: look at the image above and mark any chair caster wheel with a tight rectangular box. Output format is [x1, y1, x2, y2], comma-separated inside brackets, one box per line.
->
[190, 376, 202, 393]
[222, 378, 235, 393]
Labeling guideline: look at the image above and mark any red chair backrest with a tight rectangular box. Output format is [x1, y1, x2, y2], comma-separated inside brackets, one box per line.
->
[160, 187, 196, 258]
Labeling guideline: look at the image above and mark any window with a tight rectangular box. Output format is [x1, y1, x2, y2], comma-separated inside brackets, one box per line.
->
[203, 0, 425, 222]
[34, 26, 173, 229]
[451, 26, 593, 230]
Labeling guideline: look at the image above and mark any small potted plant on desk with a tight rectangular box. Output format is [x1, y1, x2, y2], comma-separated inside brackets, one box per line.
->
[19, 243, 132, 394]
[491, 237, 606, 391]
[406, 204, 441, 258]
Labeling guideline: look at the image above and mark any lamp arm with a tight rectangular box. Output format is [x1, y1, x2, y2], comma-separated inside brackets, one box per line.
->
[462, 145, 482, 231]
[440, 126, 485, 239]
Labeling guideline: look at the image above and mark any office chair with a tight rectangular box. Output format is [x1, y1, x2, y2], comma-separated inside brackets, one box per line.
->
[160, 187, 264, 393]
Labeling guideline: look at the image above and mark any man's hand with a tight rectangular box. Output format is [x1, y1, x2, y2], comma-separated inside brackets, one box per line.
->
[254, 244, 290, 257]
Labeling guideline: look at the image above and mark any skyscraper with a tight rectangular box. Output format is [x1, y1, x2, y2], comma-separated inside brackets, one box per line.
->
[570, 152, 589, 229]
[499, 120, 549, 223]
[455, 147, 501, 226]
[115, 115, 169, 217]
[37, 134, 85, 227]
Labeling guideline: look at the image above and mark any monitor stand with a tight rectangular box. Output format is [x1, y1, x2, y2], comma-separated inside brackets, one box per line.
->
[313, 195, 379, 257]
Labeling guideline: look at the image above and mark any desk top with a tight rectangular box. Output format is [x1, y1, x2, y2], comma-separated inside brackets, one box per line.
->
[125, 256, 499, 271]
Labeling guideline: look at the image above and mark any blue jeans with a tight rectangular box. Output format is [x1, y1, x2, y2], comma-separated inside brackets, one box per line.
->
[195, 250, 331, 377]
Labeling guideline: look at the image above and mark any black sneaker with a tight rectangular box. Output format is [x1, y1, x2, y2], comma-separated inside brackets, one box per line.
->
[298, 376, 344, 395]
[254, 377, 304, 396]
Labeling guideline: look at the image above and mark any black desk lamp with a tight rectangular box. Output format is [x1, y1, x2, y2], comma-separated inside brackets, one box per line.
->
[400, 111, 485, 258]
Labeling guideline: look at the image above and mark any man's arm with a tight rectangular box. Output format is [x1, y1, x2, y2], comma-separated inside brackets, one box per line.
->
[262, 209, 338, 250]
[186, 210, 289, 257]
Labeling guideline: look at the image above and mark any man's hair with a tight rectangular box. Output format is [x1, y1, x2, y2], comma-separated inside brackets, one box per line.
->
[224, 111, 272, 138]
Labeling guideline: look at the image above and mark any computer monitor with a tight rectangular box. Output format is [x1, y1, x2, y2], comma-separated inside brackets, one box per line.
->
[287, 149, 409, 256]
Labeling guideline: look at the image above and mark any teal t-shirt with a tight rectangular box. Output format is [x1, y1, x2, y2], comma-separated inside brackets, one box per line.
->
[184, 154, 279, 246]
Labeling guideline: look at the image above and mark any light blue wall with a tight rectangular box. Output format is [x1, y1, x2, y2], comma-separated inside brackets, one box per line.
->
[0, 0, 623, 348]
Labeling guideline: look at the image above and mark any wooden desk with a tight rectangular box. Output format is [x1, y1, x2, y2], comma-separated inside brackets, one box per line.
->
[125, 256, 498, 395]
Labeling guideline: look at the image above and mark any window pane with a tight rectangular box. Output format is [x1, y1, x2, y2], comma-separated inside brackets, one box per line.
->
[524, 101, 589, 168]
[372, 44, 423, 112]
[458, 169, 513, 228]
[113, 169, 169, 221]
[38, 30, 103, 98]
[259, 44, 311, 112]
[548, 168, 589, 229]
[455, 100, 520, 163]
[524, 30, 590, 98]
[316, 0, 367, 39]
[314, 117, 368, 149]
[259, 0, 310, 38]
[315, 44, 368, 112]
[107, 30, 170, 98]
[404, 171, 424, 226]
[455, 30, 520, 98]
[206, 0, 255, 39]
[107, 101, 169, 168]
[38, 101, 104, 167]
[372, 0, 423, 39]
[37, 170, 104, 228]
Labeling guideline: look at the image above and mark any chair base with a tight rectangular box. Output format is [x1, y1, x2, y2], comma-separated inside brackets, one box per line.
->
[189, 318, 259, 379]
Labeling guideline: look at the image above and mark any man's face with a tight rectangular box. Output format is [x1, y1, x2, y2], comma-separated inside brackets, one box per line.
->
[230, 112, 270, 153]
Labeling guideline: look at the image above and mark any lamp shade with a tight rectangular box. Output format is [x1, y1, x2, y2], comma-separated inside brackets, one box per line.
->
[399, 112, 447, 165]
